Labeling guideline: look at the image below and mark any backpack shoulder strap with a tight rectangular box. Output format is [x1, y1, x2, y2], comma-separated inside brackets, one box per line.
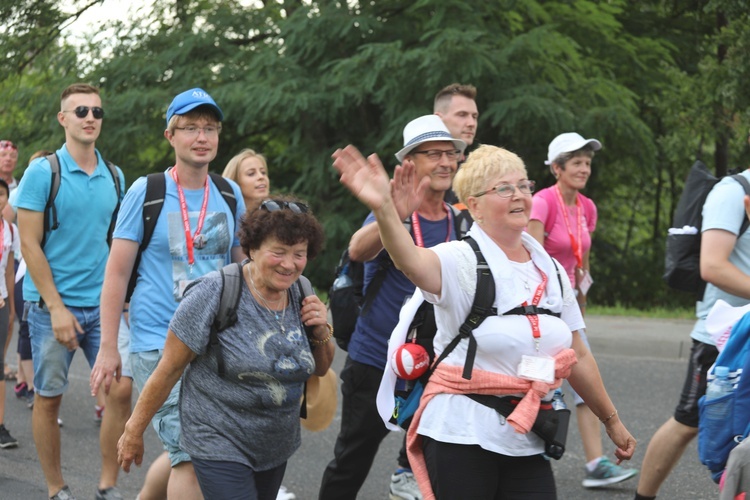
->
[125, 173, 167, 302]
[731, 174, 750, 235]
[297, 275, 314, 299]
[42, 153, 62, 248]
[208, 173, 238, 220]
[104, 160, 122, 247]
[209, 262, 244, 378]
[449, 204, 472, 239]
[431, 236, 495, 380]
[296, 274, 315, 419]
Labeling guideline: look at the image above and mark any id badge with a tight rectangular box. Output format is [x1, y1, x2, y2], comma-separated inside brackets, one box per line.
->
[517, 355, 555, 383]
[578, 270, 594, 296]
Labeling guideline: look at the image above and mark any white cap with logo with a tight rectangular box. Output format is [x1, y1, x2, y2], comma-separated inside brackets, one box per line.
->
[545, 132, 602, 165]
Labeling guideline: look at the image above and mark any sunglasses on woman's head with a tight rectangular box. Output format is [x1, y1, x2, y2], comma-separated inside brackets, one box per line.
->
[259, 199, 309, 214]
[63, 106, 105, 119]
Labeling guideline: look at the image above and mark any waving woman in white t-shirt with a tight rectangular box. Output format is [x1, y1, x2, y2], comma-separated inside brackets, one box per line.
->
[332, 143, 636, 500]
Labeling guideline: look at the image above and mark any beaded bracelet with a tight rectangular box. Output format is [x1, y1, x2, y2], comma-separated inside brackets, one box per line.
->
[309, 323, 334, 347]
[600, 409, 618, 424]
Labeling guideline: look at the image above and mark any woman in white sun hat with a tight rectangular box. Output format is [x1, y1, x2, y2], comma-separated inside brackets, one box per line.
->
[527, 132, 638, 489]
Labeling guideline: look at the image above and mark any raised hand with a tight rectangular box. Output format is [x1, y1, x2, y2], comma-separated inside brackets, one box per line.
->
[391, 158, 430, 221]
[332, 145, 392, 212]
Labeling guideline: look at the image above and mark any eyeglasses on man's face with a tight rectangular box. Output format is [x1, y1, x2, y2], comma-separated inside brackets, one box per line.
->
[411, 149, 462, 162]
[259, 199, 309, 214]
[63, 106, 104, 119]
[474, 181, 536, 198]
[173, 125, 222, 138]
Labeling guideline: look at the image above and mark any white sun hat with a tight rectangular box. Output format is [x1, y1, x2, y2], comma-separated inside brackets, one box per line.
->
[395, 115, 467, 163]
[545, 132, 602, 165]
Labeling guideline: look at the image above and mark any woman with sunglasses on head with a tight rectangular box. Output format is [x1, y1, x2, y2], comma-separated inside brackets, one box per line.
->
[332, 143, 635, 499]
[527, 133, 638, 489]
[118, 197, 334, 500]
[222, 149, 270, 212]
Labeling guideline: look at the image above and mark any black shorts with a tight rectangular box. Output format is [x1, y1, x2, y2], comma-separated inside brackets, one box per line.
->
[673, 339, 719, 427]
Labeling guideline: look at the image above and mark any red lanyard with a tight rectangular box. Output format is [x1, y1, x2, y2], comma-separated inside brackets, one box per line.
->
[170, 168, 209, 267]
[554, 185, 583, 268]
[411, 202, 453, 247]
[521, 263, 548, 348]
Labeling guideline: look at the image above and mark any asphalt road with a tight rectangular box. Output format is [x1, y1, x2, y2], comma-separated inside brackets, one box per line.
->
[0, 315, 720, 499]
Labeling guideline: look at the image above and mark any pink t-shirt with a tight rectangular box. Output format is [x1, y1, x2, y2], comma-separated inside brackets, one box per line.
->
[529, 186, 597, 285]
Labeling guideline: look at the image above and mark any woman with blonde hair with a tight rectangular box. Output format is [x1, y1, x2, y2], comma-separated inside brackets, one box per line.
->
[222, 149, 270, 211]
[332, 143, 635, 499]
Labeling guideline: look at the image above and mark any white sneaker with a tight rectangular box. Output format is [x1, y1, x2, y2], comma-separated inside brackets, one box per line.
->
[276, 485, 296, 500]
[389, 471, 422, 500]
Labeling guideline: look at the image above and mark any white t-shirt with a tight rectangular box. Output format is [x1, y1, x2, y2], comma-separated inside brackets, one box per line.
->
[0, 221, 19, 299]
[417, 231, 585, 457]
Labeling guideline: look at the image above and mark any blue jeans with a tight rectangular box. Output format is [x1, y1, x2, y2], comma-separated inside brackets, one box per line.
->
[28, 304, 100, 397]
[130, 349, 191, 466]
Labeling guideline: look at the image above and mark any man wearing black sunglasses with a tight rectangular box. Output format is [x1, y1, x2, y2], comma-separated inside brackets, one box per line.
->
[14, 83, 126, 500]
[91, 87, 246, 500]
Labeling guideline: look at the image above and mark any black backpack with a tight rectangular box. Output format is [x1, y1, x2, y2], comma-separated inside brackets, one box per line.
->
[663, 161, 750, 297]
[43, 153, 122, 248]
[124, 171, 237, 301]
[328, 206, 472, 351]
[191, 261, 315, 417]
[391, 236, 567, 457]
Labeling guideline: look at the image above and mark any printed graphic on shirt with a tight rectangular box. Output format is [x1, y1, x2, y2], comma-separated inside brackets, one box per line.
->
[168, 210, 231, 300]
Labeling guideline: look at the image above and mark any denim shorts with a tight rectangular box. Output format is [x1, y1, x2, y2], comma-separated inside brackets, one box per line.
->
[28, 304, 100, 397]
[130, 349, 190, 466]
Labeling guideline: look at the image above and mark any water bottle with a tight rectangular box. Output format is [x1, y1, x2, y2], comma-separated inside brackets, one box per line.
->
[332, 265, 353, 290]
[705, 366, 733, 401]
[545, 389, 570, 460]
[551, 389, 567, 410]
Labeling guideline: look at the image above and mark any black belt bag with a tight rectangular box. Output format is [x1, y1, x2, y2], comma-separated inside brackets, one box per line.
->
[467, 394, 570, 460]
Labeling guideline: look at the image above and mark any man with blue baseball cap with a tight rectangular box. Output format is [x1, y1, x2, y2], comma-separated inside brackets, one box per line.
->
[91, 87, 245, 499]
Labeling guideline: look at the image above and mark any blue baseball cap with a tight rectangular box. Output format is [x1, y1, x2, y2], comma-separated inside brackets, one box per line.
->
[166, 88, 224, 127]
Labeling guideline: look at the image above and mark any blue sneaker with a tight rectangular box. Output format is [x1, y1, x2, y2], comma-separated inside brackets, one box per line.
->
[582, 457, 638, 488]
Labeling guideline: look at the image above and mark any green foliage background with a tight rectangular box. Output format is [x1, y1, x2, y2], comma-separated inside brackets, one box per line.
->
[2, 0, 750, 310]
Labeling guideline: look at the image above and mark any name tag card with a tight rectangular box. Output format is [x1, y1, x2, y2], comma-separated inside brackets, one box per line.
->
[518, 355, 555, 383]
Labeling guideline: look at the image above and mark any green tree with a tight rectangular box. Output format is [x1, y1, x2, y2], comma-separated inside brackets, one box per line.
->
[4, 0, 750, 307]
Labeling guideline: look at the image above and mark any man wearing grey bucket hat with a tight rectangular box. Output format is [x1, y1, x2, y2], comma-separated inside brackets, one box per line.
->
[320, 115, 467, 500]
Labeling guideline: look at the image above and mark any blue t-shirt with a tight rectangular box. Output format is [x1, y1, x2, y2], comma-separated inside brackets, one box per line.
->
[114, 170, 245, 352]
[348, 211, 457, 369]
[692, 170, 750, 344]
[14, 145, 124, 306]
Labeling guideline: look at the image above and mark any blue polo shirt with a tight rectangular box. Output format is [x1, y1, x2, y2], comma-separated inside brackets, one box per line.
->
[15, 144, 124, 306]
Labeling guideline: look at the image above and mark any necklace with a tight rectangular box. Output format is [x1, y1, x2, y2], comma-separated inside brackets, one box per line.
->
[247, 265, 289, 332]
[512, 260, 535, 294]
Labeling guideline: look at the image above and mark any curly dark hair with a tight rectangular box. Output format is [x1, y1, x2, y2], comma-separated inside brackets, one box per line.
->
[239, 196, 325, 260]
